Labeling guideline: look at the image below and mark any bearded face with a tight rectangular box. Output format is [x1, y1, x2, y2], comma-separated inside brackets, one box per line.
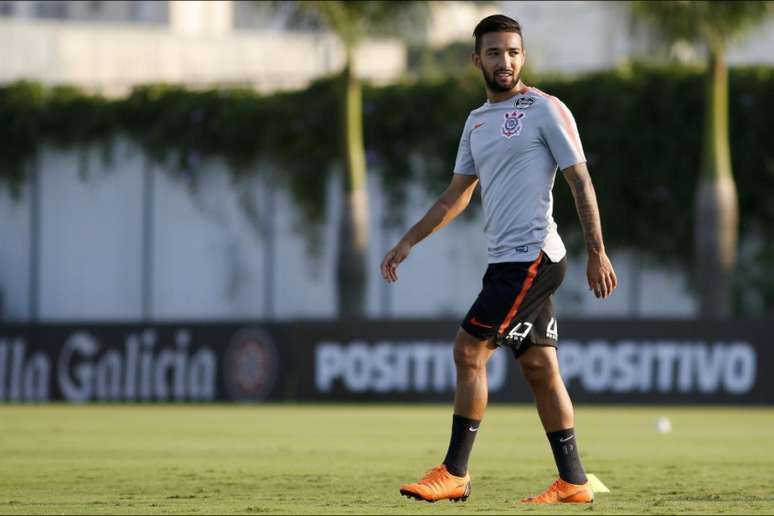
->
[481, 62, 521, 92]
[473, 32, 526, 96]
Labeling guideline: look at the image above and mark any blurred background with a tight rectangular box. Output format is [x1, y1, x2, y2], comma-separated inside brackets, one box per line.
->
[0, 0, 772, 405]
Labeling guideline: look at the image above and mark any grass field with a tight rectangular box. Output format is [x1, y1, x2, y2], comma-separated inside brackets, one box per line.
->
[1, 404, 773, 515]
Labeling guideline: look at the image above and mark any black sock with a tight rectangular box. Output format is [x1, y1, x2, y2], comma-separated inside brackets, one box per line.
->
[442, 414, 480, 477]
[546, 428, 587, 485]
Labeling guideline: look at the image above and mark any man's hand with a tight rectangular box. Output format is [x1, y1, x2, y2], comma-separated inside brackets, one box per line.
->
[587, 250, 617, 299]
[380, 240, 412, 283]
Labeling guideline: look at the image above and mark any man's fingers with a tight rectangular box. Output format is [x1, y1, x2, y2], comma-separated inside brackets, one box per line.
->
[381, 251, 397, 282]
[387, 256, 400, 283]
[604, 275, 614, 296]
[589, 276, 600, 298]
[382, 243, 411, 284]
[588, 259, 617, 299]
[591, 276, 610, 298]
[380, 253, 391, 276]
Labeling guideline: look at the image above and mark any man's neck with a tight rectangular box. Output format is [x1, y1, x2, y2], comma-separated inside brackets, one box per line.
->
[486, 81, 528, 103]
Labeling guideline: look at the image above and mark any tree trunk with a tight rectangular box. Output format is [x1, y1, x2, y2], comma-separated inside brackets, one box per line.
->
[695, 45, 738, 318]
[336, 46, 369, 319]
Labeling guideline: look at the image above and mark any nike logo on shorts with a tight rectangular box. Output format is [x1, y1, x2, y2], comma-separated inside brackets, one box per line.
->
[469, 317, 494, 329]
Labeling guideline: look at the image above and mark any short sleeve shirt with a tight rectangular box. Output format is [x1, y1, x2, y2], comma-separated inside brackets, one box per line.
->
[453, 86, 585, 263]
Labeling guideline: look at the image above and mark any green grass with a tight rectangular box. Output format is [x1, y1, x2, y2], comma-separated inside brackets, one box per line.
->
[0, 404, 773, 514]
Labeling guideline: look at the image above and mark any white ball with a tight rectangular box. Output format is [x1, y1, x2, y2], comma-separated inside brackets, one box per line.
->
[655, 416, 672, 433]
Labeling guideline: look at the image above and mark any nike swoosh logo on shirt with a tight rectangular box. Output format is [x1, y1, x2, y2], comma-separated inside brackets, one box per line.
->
[473, 122, 485, 129]
[469, 317, 494, 329]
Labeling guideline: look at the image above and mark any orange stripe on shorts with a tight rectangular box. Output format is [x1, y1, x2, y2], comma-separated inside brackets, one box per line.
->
[497, 251, 543, 335]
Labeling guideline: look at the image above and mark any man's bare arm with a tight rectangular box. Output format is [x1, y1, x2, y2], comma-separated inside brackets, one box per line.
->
[562, 163, 618, 298]
[402, 173, 479, 246]
[380, 174, 478, 283]
[563, 163, 604, 253]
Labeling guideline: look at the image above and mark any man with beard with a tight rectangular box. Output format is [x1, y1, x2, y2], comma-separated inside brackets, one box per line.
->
[380, 14, 617, 505]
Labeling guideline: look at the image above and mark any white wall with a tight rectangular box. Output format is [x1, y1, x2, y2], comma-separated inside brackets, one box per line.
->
[0, 139, 699, 322]
[150, 159, 268, 320]
[0, 179, 31, 320]
[36, 144, 144, 320]
[0, 18, 406, 96]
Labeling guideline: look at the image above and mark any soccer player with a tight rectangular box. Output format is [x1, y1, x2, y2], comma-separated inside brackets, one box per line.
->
[380, 14, 617, 505]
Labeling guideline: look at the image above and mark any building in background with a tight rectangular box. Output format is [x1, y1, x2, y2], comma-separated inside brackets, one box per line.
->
[2, 0, 773, 94]
[0, 0, 406, 95]
[0, 0, 168, 23]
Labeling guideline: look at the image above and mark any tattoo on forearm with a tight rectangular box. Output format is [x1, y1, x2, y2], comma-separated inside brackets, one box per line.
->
[572, 175, 604, 253]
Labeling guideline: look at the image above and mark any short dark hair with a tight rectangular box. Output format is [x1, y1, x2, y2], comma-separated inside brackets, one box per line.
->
[473, 14, 523, 53]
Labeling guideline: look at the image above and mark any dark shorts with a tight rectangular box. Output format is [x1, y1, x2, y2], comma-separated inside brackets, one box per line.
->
[460, 251, 566, 359]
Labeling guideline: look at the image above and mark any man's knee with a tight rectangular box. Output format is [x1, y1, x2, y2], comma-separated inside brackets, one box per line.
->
[453, 328, 492, 374]
[519, 347, 560, 389]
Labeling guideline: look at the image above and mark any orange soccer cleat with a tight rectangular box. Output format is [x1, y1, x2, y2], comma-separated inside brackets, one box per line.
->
[399, 465, 472, 503]
[521, 478, 594, 504]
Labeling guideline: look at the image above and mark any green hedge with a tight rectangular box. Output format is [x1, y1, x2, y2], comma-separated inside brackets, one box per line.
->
[1, 65, 773, 311]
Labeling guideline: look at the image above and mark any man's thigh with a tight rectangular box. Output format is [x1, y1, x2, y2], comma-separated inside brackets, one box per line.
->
[460, 259, 543, 343]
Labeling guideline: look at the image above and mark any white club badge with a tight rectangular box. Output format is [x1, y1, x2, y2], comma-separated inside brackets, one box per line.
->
[501, 110, 526, 139]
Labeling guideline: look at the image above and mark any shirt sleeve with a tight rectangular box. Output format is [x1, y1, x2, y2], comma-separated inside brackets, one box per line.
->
[541, 98, 586, 170]
[453, 115, 477, 176]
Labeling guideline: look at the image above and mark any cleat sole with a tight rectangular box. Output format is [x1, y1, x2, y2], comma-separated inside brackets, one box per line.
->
[400, 482, 471, 503]
[400, 490, 435, 503]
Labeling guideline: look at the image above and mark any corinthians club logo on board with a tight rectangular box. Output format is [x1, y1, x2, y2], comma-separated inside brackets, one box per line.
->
[223, 328, 278, 402]
[501, 110, 526, 138]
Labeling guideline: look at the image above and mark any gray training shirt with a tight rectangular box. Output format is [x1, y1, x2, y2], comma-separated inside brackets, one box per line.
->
[454, 86, 586, 264]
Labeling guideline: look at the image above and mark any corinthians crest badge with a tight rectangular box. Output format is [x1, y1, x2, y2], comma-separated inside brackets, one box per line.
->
[501, 110, 526, 138]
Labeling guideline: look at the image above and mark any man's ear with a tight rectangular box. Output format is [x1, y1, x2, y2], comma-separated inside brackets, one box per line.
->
[471, 52, 481, 70]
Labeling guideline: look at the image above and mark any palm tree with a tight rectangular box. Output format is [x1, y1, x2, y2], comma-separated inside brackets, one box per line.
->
[630, 1, 774, 318]
[270, 1, 428, 318]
